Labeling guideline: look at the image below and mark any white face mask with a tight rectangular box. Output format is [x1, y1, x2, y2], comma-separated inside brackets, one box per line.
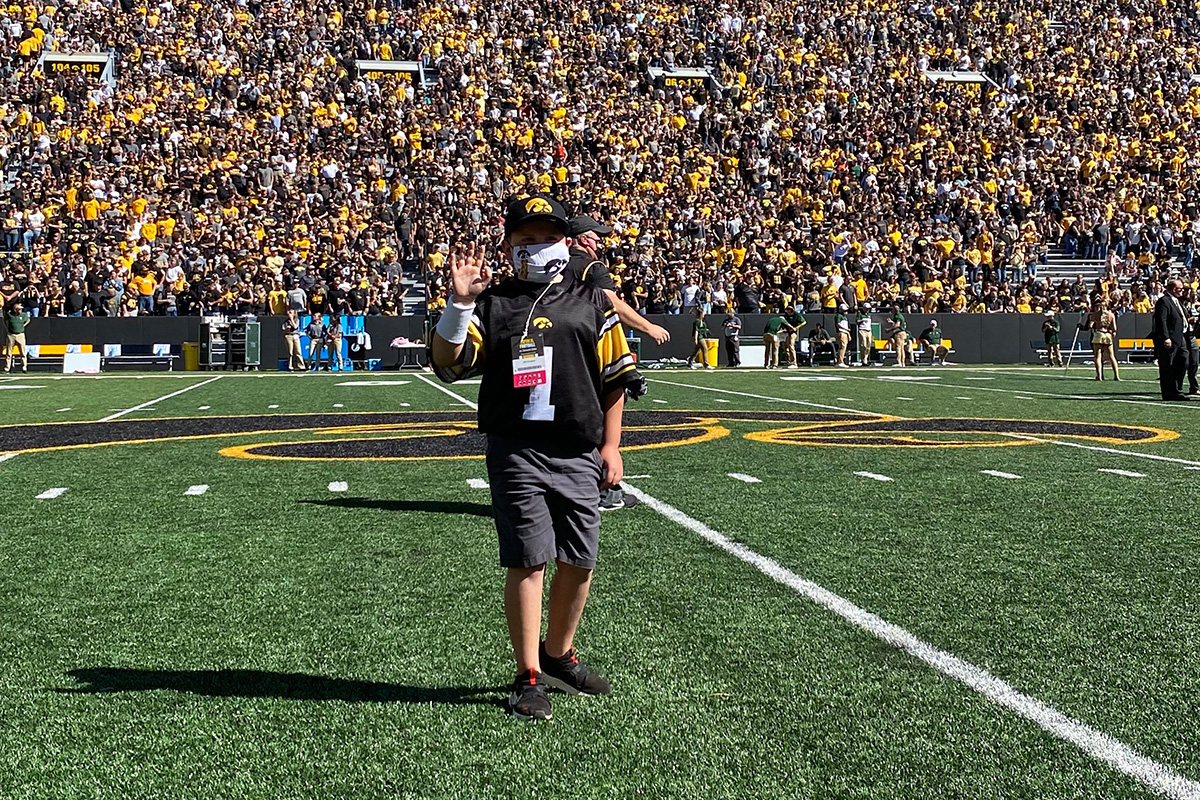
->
[512, 240, 570, 283]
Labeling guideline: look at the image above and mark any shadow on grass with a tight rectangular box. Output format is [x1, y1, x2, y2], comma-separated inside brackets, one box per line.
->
[300, 498, 493, 516]
[59, 668, 506, 706]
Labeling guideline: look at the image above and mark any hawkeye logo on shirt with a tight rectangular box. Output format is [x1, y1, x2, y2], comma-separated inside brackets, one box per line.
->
[533, 317, 553, 330]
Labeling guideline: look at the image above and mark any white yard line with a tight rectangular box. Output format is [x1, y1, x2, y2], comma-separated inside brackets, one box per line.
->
[467, 478, 489, 489]
[981, 470, 1022, 480]
[0, 452, 18, 464]
[98, 376, 224, 422]
[849, 373, 1199, 410]
[36, 487, 68, 500]
[854, 471, 894, 482]
[184, 484, 209, 496]
[327, 481, 348, 492]
[1098, 468, 1147, 478]
[987, 368, 1159, 386]
[727, 473, 762, 484]
[620, 482, 1200, 800]
[1000, 434, 1200, 468]
[416, 373, 479, 410]
[647, 378, 876, 416]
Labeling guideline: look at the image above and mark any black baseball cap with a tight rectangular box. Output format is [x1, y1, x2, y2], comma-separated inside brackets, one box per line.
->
[568, 214, 613, 237]
[503, 194, 570, 238]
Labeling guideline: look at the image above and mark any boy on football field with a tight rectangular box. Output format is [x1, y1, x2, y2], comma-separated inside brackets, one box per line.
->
[431, 194, 643, 721]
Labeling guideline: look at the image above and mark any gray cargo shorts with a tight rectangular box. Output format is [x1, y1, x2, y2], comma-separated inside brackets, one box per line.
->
[485, 435, 603, 570]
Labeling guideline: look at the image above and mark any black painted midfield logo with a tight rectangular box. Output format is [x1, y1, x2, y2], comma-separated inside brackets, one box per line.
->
[0, 411, 1176, 462]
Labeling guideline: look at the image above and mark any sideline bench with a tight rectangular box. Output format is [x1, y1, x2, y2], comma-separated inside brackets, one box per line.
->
[1118, 338, 1156, 364]
[17, 344, 94, 371]
[101, 343, 179, 371]
[871, 337, 954, 365]
[1029, 339, 1092, 364]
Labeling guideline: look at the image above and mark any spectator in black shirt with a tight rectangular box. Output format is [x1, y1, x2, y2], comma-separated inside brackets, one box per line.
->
[65, 282, 87, 316]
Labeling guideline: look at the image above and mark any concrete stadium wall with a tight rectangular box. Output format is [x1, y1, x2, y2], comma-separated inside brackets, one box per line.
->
[18, 314, 1157, 367]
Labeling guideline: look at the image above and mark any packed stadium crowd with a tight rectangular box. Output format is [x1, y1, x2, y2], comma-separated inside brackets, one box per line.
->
[3, 0, 1200, 318]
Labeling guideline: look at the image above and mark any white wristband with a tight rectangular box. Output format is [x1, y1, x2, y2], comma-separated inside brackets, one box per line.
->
[436, 300, 476, 345]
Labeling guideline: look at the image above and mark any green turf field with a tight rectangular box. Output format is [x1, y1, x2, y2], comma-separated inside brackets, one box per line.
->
[1, 365, 1198, 799]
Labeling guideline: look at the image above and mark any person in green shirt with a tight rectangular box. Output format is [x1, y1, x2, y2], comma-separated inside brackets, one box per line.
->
[782, 307, 806, 368]
[5, 300, 30, 372]
[763, 314, 795, 369]
[886, 309, 908, 366]
[688, 307, 714, 369]
[1042, 310, 1062, 366]
[917, 319, 949, 365]
[807, 323, 834, 365]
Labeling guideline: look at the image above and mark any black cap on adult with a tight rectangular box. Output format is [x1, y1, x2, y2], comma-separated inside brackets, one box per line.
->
[568, 214, 613, 237]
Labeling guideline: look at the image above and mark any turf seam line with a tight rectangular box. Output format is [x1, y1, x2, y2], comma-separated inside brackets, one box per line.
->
[619, 482, 1200, 800]
[646, 378, 876, 416]
[97, 376, 224, 422]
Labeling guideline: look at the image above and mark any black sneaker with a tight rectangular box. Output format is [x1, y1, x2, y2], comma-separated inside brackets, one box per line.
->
[599, 488, 639, 511]
[508, 669, 552, 721]
[539, 643, 612, 696]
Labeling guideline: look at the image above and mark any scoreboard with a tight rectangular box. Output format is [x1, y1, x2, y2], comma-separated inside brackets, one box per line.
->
[39, 52, 116, 87]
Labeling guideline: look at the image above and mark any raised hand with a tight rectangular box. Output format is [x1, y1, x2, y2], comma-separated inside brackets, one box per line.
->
[449, 242, 491, 304]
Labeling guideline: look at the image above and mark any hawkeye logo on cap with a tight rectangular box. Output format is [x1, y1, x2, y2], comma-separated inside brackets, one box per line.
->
[533, 317, 553, 330]
[525, 197, 554, 214]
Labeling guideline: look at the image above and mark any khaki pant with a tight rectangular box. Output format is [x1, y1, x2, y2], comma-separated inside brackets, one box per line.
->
[285, 334, 305, 371]
[6, 332, 26, 370]
[1047, 342, 1062, 367]
[836, 331, 850, 364]
[328, 334, 344, 369]
[893, 331, 907, 366]
[763, 333, 779, 368]
[782, 332, 797, 366]
[857, 330, 873, 365]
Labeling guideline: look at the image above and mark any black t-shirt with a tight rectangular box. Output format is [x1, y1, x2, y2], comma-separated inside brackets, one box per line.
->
[85, 269, 108, 293]
[435, 279, 642, 449]
[734, 282, 761, 312]
[565, 247, 616, 292]
[65, 290, 86, 314]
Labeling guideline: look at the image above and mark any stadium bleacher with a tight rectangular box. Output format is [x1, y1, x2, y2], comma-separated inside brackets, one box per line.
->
[0, 0, 1198, 325]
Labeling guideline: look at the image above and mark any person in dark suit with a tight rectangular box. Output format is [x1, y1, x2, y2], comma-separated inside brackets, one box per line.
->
[1152, 278, 1190, 400]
